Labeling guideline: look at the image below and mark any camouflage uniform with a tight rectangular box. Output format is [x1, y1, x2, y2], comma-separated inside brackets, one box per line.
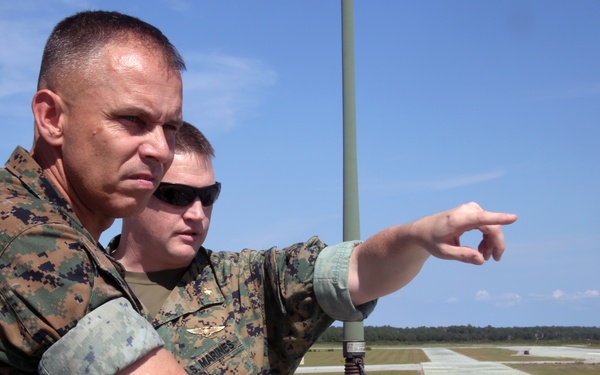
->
[0, 147, 163, 374]
[107, 235, 376, 375]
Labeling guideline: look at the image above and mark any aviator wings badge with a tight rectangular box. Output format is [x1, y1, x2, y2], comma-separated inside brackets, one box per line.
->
[187, 325, 226, 338]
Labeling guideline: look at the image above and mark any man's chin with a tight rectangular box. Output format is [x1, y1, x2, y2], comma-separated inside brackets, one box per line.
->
[110, 194, 153, 218]
[171, 246, 199, 261]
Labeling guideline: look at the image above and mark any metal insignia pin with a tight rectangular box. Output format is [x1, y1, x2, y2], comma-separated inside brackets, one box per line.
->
[187, 325, 225, 338]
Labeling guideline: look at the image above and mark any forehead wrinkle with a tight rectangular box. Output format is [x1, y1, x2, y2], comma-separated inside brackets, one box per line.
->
[101, 41, 183, 116]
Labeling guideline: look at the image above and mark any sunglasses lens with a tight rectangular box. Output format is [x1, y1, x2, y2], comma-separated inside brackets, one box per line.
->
[155, 185, 195, 206]
[199, 184, 220, 206]
[154, 182, 221, 207]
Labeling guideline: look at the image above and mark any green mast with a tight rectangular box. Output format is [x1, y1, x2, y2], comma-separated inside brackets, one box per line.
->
[342, 0, 366, 373]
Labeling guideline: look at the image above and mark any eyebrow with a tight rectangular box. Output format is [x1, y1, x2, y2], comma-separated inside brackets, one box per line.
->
[116, 105, 182, 127]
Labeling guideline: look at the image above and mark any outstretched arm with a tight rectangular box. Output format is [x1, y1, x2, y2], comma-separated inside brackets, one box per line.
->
[348, 202, 518, 306]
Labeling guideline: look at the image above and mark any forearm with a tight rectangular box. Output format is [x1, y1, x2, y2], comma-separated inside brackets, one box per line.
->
[348, 222, 431, 306]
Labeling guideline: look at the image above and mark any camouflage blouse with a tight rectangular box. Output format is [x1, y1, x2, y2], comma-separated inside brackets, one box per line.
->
[0, 147, 152, 374]
[108, 235, 375, 375]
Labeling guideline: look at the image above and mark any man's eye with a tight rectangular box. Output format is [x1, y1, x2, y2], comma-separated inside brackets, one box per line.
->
[163, 123, 179, 132]
[123, 116, 140, 124]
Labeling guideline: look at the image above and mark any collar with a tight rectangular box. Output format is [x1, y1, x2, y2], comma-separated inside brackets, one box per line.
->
[5, 146, 73, 212]
[154, 248, 225, 326]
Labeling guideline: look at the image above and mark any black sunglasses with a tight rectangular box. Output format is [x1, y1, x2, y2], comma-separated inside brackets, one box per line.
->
[153, 182, 221, 207]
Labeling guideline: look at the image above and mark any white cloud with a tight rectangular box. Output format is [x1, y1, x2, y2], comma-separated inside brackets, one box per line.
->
[370, 170, 507, 193]
[495, 293, 523, 307]
[552, 289, 565, 299]
[551, 289, 599, 301]
[445, 297, 460, 304]
[476, 289, 600, 308]
[583, 290, 600, 298]
[0, 9, 278, 130]
[475, 289, 522, 307]
[182, 52, 277, 132]
[475, 290, 491, 301]
[427, 170, 507, 190]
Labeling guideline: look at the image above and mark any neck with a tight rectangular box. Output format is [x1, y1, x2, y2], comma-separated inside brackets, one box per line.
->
[112, 230, 145, 272]
[31, 147, 112, 241]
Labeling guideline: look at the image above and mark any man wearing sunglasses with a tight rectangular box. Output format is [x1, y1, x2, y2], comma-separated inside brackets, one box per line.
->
[110, 122, 518, 374]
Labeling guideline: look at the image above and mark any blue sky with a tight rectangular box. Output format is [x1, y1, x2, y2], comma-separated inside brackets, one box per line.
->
[1, 1, 598, 328]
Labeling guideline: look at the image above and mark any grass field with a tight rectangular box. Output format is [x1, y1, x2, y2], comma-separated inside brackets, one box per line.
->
[307, 372, 422, 375]
[451, 347, 573, 362]
[305, 366, 600, 375]
[303, 348, 428, 366]
[299, 345, 599, 374]
[508, 363, 600, 375]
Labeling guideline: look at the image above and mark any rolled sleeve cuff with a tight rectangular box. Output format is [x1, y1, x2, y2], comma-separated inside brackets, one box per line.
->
[38, 297, 164, 375]
[314, 241, 377, 321]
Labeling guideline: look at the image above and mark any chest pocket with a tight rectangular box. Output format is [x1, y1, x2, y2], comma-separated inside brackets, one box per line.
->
[185, 331, 253, 374]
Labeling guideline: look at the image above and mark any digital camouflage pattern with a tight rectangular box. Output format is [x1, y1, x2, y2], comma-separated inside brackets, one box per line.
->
[0, 147, 147, 374]
[37, 297, 164, 375]
[108, 235, 336, 375]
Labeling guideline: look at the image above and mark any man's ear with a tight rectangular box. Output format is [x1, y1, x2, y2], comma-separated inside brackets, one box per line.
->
[32, 89, 66, 147]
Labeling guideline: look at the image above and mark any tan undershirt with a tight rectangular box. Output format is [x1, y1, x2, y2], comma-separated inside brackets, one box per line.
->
[125, 267, 187, 317]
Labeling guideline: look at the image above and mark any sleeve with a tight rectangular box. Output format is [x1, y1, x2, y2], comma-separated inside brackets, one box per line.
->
[249, 237, 333, 373]
[313, 241, 378, 321]
[0, 222, 152, 372]
[37, 298, 164, 375]
[0, 223, 93, 371]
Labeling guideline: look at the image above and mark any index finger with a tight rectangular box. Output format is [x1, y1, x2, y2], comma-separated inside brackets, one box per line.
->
[460, 207, 518, 232]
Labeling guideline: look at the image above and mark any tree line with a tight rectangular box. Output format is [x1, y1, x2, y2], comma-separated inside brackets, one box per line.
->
[316, 325, 600, 343]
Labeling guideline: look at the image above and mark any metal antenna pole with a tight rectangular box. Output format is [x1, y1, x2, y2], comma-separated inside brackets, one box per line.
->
[341, 0, 366, 374]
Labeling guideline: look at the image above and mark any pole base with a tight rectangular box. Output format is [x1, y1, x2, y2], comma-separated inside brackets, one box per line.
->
[344, 357, 366, 374]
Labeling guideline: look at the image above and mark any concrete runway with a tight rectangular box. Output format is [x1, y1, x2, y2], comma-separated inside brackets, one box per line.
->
[421, 348, 528, 374]
[295, 345, 600, 374]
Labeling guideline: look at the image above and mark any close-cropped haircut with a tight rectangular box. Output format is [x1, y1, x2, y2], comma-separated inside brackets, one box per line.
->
[176, 121, 215, 159]
[37, 10, 186, 90]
